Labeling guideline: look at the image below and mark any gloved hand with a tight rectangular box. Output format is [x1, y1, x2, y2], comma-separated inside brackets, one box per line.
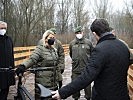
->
[61, 69, 64, 74]
[15, 64, 25, 76]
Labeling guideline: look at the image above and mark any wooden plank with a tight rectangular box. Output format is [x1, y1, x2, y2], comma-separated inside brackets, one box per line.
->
[128, 67, 133, 99]
[130, 65, 133, 70]
[127, 76, 133, 100]
[14, 52, 31, 58]
[63, 44, 69, 55]
[128, 65, 133, 98]
[14, 46, 36, 51]
[130, 49, 133, 53]
[128, 84, 133, 100]
[128, 76, 133, 90]
[128, 67, 133, 78]
[15, 59, 28, 66]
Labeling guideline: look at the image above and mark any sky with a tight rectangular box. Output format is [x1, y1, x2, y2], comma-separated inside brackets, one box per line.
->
[111, 0, 125, 11]
[86, 0, 131, 12]
[86, 0, 132, 17]
[84, 0, 132, 23]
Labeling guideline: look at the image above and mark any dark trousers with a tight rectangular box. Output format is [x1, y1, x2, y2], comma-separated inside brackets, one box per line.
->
[72, 85, 91, 99]
[72, 73, 91, 99]
[0, 88, 9, 100]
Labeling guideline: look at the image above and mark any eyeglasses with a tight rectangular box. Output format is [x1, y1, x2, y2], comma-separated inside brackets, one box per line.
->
[0, 27, 7, 29]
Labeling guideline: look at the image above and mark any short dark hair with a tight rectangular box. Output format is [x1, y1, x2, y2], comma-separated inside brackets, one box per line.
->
[90, 18, 111, 36]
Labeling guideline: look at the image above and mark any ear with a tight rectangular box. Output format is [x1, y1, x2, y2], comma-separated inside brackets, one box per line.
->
[92, 32, 100, 41]
[92, 32, 96, 35]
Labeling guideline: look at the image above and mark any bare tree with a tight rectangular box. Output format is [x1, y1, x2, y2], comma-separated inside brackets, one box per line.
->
[90, 0, 112, 19]
[13, 0, 55, 46]
[73, 0, 89, 26]
[0, 0, 20, 44]
[55, 0, 72, 34]
[72, 0, 90, 40]
[103, 0, 133, 48]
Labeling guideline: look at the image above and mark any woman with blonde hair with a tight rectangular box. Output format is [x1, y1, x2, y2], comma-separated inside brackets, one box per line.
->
[16, 30, 60, 99]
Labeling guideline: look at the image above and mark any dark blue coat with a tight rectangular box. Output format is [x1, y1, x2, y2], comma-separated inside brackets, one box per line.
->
[0, 35, 15, 89]
[59, 34, 130, 100]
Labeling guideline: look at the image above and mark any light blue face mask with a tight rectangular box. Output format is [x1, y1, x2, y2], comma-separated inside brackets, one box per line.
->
[0, 29, 6, 36]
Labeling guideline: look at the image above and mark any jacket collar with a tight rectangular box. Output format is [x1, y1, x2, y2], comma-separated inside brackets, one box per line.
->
[75, 37, 85, 44]
[0, 34, 8, 38]
[97, 33, 116, 44]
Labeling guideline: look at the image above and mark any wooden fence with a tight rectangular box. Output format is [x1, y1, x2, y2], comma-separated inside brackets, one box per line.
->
[14, 45, 133, 99]
[14, 46, 36, 66]
[128, 49, 133, 99]
[128, 65, 133, 99]
[14, 44, 69, 66]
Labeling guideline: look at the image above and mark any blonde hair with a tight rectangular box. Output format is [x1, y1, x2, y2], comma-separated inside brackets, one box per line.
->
[42, 30, 54, 46]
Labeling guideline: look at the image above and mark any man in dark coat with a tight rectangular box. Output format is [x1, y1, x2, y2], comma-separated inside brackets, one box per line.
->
[0, 21, 15, 100]
[52, 18, 130, 100]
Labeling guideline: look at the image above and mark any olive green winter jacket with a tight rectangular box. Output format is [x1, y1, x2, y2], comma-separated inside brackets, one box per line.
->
[69, 37, 93, 74]
[22, 44, 59, 90]
[38, 39, 65, 81]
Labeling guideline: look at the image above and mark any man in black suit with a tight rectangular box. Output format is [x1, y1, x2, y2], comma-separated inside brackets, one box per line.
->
[52, 18, 130, 100]
[0, 21, 15, 100]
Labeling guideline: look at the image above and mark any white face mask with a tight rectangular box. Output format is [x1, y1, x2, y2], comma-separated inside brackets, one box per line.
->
[76, 34, 83, 39]
[0, 29, 6, 36]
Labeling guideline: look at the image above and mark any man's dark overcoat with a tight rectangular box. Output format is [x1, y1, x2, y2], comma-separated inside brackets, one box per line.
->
[59, 34, 130, 100]
[0, 35, 15, 89]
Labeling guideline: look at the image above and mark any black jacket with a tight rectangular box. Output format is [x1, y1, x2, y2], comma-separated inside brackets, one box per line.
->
[59, 34, 130, 100]
[0, 35, 15, 89]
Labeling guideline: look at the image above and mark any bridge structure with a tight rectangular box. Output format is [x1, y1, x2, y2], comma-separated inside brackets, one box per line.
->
[7, 45, 133, 100]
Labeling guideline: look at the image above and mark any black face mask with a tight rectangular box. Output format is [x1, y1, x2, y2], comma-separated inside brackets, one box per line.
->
[48, 38, 55, 45]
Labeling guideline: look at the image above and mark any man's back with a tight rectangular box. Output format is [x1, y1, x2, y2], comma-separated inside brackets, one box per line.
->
[51, 19, 130, 100]
[92, 35, 130, 100]
[58, 34, 130, 100]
